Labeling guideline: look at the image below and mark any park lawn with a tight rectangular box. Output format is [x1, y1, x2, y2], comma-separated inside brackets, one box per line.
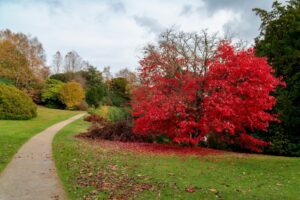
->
[53, 118, 300, 200]
[0, 106, 83, 173]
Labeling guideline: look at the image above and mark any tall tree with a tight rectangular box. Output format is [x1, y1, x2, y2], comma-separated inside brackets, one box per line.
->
[116, 68, 139, 95]
[0, 29, 49, 81]
[116, 68, 138, 84]
[64, 51, 82, 73]
[81, 65, 103, 87]
[52, 51, 63, 74]
[0, 40, 32, 89]
[103, 66, 113, 81]
[254, 0, 300, 155]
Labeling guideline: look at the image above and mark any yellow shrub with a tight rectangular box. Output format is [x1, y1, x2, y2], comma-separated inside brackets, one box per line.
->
[59, 81, 84, 109]
[97, 106, 109, 119]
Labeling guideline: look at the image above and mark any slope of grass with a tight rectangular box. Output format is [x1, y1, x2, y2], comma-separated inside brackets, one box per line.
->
[0, 106, 83, 173]
[53, 118, 300, 200]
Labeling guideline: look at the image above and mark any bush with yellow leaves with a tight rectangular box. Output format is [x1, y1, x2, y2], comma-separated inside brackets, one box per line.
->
[59, 81, 84, 109]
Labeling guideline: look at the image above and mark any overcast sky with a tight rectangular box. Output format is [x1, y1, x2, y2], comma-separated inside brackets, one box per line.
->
[0, 0, 283, 73]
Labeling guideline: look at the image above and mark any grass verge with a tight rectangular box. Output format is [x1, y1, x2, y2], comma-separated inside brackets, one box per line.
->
[0, 106, 83, 173]
[53, 118, 300, 200]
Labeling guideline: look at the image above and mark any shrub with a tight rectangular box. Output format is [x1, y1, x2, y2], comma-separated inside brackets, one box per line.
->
[26, 81, 44, 104]
[80, 121, 152, 143]
[101, 96, 113, 106]
[50, 73, 69, 83]
[107, 91, 128, 107]
[0, 84, 37, 120]
[77, 101, 89, 111]
[0, 77, 13, 85]
[84, 114, 108, 125]
[87, 106, 97, 114]
[86, 85, 106, 107]
[41, 79, 65, 108]
[110, 77, 129, 98]
[108, 77, 130, 107]
[94, 106, 129, 122]
[59, 81, 85, 109]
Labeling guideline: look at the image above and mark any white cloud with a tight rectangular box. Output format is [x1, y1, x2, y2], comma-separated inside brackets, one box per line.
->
[0, 0, 276, 73]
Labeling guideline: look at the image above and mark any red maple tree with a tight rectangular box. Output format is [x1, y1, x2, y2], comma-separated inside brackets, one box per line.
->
[132, 42, 284, 152]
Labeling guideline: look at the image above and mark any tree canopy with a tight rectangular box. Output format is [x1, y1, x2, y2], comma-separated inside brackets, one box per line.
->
[132, 31, 283, 152]
[254, 0, 300, 155]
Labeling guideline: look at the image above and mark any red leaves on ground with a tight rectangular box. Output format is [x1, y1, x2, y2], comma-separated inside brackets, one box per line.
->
[185, 186, 196, 193]
[90, 139, 226, 157]
[132, 42, 284, 152]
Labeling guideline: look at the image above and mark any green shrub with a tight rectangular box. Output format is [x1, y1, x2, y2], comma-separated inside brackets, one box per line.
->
[50, 73, 69, 83]
[41, 79, 65, 108]
[93, 106, 129, 122]
[107, 92, 128, 107]
[107, 106, 129, 122]
[0, 84, 37, 120]
[107, 77, 130, 107]
[86, 85, 106, 107]
[0, 77, 13, 85]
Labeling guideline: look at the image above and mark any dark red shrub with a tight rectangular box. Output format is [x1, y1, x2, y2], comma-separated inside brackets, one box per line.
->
[84, 114, 108, 125]
[80, 121, 152, 143]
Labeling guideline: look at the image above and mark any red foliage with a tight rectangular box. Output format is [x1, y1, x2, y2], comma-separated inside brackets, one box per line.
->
[79, 121, 152, 143]
[93, 140, 225, 157]
[132, 42, 284, 152]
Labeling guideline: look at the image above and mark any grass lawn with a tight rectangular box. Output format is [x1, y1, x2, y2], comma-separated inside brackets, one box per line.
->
[53, 118, 300, 200]
[0, 106, 83, 173]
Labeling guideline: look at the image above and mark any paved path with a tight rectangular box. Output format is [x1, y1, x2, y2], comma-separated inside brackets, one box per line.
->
[0, 113, 85, 200]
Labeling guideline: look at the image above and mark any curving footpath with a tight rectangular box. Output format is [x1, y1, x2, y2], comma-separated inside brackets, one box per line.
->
[0, 113, 85, 200]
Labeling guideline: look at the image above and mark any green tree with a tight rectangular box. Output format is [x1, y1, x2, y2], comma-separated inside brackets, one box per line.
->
[50, 73, 69, 83]
[108, 77, 130, 107]
[81, 65, 103, 87]
[86, 84, 107, 107]
[254, 0, 300, 156]
[110, 77, 129, 98]
[41, 79, 65, 108]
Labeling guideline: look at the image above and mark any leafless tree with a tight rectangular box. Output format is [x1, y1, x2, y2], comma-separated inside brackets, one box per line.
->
[102, 66, 113, 81]
[64, 50, 82, 73]
[116, 68, 138, 84]
[143, 29, 222, 78]
[52, 51, 63, 74]
[81, 60, 89, 71]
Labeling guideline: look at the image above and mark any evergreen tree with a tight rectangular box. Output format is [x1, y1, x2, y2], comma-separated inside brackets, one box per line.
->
[254, 0, 300, 156]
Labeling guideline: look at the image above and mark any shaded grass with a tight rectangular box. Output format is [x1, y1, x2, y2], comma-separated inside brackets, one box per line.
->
[0, 106, 83, 173]
[53, 118, 300, 200]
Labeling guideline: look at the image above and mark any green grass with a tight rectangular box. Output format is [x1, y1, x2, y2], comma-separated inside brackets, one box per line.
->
[53, 118, 300, 200]
[0, 106, 83, 173]
[0, 77, 13, 85]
